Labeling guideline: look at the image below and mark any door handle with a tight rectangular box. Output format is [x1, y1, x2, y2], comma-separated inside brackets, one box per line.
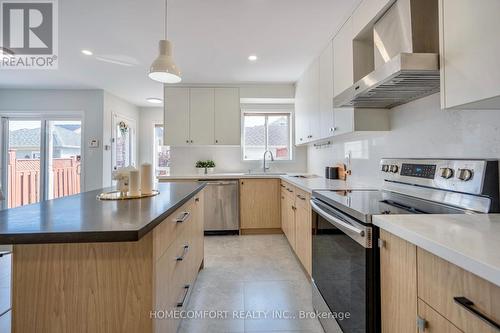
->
[175, 212, 190, 223]
[176, 285, 190, 307]
[310, 200, 365, 236]
[297, 194, 306, 201]
[454, 296, 500, 330]
[176, 244, 190, 261]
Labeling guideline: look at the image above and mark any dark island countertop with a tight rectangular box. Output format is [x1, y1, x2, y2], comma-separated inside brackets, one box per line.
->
[0, 182, 205, 244]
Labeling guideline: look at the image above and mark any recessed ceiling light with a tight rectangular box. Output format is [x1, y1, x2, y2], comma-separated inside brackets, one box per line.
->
[81, 49, 93, 56]
[248, 54, 258, 62]
[146, 98, 163, 104]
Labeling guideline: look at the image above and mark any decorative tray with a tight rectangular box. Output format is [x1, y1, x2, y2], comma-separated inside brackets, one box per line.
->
[96, 190, 160, 201]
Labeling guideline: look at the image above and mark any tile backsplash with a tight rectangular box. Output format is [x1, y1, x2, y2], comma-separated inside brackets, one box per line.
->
[307, 93, 500, 186]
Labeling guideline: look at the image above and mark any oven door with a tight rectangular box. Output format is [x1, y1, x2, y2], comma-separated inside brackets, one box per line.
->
[310, 198, 379, 333]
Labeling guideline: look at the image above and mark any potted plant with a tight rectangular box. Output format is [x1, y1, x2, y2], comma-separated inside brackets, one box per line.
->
[195, 160, 207, 175]
[195, 160, 216, 174]
[205, 160, 216, 174]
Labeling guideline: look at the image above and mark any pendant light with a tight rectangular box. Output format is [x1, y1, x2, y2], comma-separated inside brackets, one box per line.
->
[148, 0, 181, 83]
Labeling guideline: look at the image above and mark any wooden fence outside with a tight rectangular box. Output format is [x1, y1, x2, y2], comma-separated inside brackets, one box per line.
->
[7, 150, 81, 208]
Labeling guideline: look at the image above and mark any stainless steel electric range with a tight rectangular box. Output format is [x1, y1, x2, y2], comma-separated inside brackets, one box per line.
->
[310, 158, 500, 333]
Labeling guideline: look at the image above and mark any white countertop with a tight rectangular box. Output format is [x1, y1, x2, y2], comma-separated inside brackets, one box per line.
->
[158, 173, 377, 193]
[374, 214, 500, 287]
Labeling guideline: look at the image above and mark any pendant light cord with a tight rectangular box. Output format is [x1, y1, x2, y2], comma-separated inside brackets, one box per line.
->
[164, 0, 168, 39]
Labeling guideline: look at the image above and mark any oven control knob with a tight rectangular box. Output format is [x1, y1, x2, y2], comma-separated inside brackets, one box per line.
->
[381, 164, 389, 172]
[457, 168, 473, 181]
[440, 167, 454, 179]
[389, 165, 399, 173]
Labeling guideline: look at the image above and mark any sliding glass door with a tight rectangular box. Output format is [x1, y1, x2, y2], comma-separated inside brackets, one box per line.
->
[0, 117, 82, 209]
[6, 120, 42, 208]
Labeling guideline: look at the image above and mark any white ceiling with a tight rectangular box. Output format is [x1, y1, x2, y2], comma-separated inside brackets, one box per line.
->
[0, 0, 360, 106]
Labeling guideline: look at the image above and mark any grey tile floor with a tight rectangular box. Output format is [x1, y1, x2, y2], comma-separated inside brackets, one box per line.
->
[178, 234, 325, 333]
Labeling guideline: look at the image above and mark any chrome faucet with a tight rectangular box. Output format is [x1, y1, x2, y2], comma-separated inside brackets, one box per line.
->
[263, 150, 274, 173]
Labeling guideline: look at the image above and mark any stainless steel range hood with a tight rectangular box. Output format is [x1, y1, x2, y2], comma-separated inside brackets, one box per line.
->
[333, 0, 439, 109]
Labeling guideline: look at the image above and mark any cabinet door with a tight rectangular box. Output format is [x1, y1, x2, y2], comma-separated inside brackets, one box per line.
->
[285, 195, 296, 250]
[379, 230, 418, 333]
[333, 17, 354, 97]
[164, 87, 190, 145]
[294, 192, 311, 275]
[214, 88, 240, 145]
[280, 189, 287, 236]
[306, 59, 320, 142]
[319, 41, 335, 139]
[189, 88, 215, 145]
[418, 299, 462, 333]
[440, 0, 500, 109]
[240, 179, 280, 229]
[294, 74, 309, 145]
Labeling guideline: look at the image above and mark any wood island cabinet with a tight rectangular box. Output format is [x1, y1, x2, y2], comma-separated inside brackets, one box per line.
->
[12, 190, 205, 333]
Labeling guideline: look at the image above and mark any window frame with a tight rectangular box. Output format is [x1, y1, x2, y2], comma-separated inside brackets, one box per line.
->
[152, 123, 170, 176]
[241, 111, 293, 162]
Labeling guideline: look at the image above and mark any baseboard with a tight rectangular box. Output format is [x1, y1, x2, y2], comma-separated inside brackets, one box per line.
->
[240, 228, 283, 235]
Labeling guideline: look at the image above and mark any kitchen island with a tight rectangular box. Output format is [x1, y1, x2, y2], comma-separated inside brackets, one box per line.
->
[0, 181, 206, 333]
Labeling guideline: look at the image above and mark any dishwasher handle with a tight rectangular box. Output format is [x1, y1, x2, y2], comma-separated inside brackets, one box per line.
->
[201, 181, 238, 186]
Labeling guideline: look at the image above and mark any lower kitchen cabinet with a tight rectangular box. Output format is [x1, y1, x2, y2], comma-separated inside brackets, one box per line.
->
[293, 189, 312, 275]
[240, 179, 280, 231]
[418, 299, 462, 333]
[417, 248, 500, 333]
[380, 229, 500, 333]
[379, 229, 417, 333]
[280, 181, 312, 276]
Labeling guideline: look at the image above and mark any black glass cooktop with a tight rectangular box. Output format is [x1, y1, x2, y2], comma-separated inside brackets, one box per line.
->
[312, 190, 466, 223]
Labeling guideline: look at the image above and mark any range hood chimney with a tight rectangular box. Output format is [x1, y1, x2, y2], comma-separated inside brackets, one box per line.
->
[333, 0, 440, 109]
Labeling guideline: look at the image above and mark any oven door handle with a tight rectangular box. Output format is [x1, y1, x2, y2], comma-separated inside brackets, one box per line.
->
[311, 200, 365, 237]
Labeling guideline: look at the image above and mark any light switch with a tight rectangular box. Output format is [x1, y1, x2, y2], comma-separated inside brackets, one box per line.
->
[89, 139, 100, 148]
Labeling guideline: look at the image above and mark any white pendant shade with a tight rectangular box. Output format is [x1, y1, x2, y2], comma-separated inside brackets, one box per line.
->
[148, 40, 182, 83]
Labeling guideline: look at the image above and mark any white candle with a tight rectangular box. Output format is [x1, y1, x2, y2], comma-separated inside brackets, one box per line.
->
[141, 163, 153, 195]
[129, 170, 140, 196]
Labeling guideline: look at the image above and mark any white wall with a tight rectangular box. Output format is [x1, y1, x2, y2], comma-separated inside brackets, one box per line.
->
[102, 92, 140, 186]
[307, 93, 500, 186]
[169, 146, 307, 175]
[0, 89, 104, 191]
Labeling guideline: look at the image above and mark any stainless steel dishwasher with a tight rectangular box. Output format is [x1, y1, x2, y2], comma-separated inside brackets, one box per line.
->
[199, 180, 239, 235]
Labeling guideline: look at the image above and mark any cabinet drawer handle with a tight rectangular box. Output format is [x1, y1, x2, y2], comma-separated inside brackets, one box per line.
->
[454, 296, 500, 330]
[195, 197, 200, 202]
[286, 188, 293, 193]
[176, 244, 189, 261]
[176, 284, 190, 307]
[297, 194, 306, 201]
[280, 184, 285, 188]
[175, 212, 191, 223]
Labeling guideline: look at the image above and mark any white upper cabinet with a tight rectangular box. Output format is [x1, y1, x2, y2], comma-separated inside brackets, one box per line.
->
[306, 59, 320, 142]
[164, 87, 190, 146]
[440, 0, 500, 109]
[319, 41, 335, 139]
[164, 87, 241, 146]
[294, 59, 320, 145]
[214, 88, 240, 145]
[333, 17, 354, 97]
[189, 88, 215, 145]
[294, 75, 308, 145]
